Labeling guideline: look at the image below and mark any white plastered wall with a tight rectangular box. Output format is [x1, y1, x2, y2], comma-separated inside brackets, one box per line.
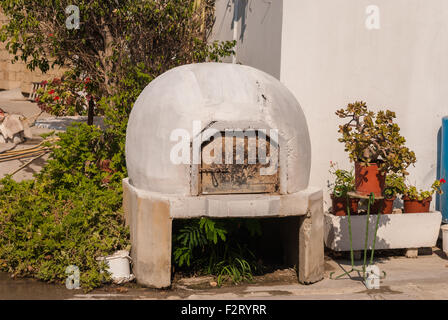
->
[213, 0, 448, 210]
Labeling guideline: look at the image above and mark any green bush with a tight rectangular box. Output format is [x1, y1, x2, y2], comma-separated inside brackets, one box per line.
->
[0, 0, 248, 291]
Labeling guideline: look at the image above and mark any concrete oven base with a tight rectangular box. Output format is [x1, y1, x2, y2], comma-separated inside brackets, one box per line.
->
[324, 212, 442, 252]
[122, 178, 325, 288]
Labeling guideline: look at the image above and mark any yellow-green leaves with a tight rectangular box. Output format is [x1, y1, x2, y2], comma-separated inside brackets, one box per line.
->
[336, 101, 416, 175]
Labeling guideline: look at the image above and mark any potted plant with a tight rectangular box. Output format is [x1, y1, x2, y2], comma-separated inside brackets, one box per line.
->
[402, 179, 446, 213]
[380, 173, 406, 214]
[329, 162, 358, 216]
[336, 101, 416, 196]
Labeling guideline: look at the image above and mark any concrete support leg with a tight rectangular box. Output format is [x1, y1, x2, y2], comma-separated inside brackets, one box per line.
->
[128, 193, 173, 288]
[298, 190, 324, 284]
[122, 178, 132, 227]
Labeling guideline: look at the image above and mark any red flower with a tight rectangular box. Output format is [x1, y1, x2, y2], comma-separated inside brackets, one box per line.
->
[53, 96, 60, 101]
[441, 178, 446, 184]
[48, 89, 55, 95]
[34, 97, 39, 102]
[41, 80, 48, 86]
[49, 33, 53, 37]
[84, 77, 90, 84]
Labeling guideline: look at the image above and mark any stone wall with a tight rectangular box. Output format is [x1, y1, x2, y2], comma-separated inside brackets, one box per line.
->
[0, 10, 63, 94]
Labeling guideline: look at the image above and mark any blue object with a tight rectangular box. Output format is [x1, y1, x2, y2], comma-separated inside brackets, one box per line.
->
[441, 117, 448, 223]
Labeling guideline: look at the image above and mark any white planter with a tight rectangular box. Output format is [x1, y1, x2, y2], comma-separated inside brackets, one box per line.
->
[442, 224, 448, 254]
[324, 212, 442, 251]
[97, 250, 134, 284]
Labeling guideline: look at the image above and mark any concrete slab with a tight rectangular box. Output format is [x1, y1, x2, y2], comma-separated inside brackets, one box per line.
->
[325, 212, 442, 251]
[123, 178, 321, 219]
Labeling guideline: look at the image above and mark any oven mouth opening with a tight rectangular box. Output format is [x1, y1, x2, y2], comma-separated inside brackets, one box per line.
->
[197, 130, 280, 195]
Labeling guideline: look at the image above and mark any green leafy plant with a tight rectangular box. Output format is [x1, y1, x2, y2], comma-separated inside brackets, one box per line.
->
[328, 162, 355, 197]
[217, 256, 254, 286]
[0, 0, 235, 97]
[173, 218, 262, 286]
[336, 101, 416, 175]
[0, 124, 129, 291]
[383, 173, 406, 198]
[174, 218, 227, 267]
[403, 178, 446, 201]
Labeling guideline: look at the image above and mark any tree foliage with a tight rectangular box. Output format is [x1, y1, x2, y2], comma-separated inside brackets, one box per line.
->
[0, 0, 232, 96]
[173, 218, 263, 286]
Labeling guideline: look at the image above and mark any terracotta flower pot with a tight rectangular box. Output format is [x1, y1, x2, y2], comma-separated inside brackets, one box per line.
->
[355, 162, 385, 197]
[403, 196, 431, 213]
[331, 194, 358, 216]
[381, 197, 396, 214]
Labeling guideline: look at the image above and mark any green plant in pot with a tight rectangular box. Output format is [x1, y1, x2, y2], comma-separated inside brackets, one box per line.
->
[402, 179, 445, 213]
[336, 101, 416, 197]
[329, 162, 357, 216]
[381, 173, 406, 214]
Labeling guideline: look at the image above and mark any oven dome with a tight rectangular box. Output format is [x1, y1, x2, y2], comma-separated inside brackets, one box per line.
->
[126, 63, 311, 195]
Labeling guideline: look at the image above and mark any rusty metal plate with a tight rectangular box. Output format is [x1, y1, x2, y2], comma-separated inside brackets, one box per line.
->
[200, 133, 279, 195]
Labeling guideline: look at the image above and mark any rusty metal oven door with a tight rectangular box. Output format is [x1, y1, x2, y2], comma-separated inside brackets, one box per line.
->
[200, 131, 279, 195]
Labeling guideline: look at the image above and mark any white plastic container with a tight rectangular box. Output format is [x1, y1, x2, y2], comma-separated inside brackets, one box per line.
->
[442, 225, 448, 254]
[97, 250, 134, 284]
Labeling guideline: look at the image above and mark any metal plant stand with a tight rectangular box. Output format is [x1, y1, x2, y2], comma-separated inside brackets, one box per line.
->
[330, 192, 387, 281]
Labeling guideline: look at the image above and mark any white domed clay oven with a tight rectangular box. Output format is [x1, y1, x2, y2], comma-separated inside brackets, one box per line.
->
[123, 63, 324, 288]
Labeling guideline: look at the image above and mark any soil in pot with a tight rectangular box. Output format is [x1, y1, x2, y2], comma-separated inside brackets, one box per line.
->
[331, 195, 359, 216]
[368, 199, 384, 214]
[355, 162, 385, 197]
[403, 196, 431, 213]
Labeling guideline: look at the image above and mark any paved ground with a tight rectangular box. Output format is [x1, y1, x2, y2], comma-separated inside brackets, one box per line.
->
[1, 247, 447, 300]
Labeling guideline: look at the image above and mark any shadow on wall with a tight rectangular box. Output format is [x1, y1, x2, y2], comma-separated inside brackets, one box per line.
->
[230, 0, 273, 42]
[325, 213, 392, 252]
[230, 0, 247, 42]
